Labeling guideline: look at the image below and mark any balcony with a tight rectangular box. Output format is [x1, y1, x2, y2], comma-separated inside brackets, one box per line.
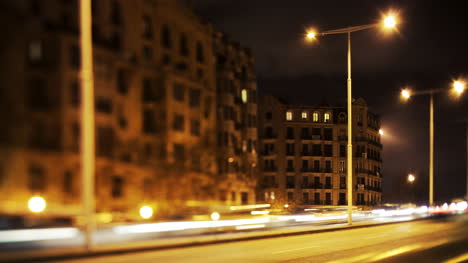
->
[311, 135, 321, 140]
[325, 200, 332, 205]
[324, 168, 332, 173]
[312, 151, 322, 157]
[355, 168, 369, 174]
[286, 167, 295, 172]
[338, 136, 348, 141]
[338, 200, 347, 205]
[324, 184, 333, 189]
[301, 135, 312, 140]
[301, 184, 315, 189]
[263, 133, 277, 139]
[313, 200, 324, 205]
[286, 151, 295, 156]
[263, 167, 278, 172]
[340, 183, 347, 189]
[286, 183, 295, 189]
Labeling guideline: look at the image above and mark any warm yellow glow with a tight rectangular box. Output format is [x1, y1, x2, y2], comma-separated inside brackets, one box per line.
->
[305, 30, 317, 41]
[241, 89, 248, 103]
[139, 205, 153, 219]
[401, 89, 411, 100]
[210, 212, 220, 221]
[379, 129, 384, 136]
[28, 196, 46, 213]
[228, 157, 234, 163]
[383, 15, 397, 28]
[408, 174, 415, 183]
[452, 80, 466, 95]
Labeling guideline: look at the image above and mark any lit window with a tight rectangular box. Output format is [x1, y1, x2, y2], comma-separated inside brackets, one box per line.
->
[324, 112, 330, 123]
[286, 111, 293, 121]
[241, 89, 248, 103]
[313, 112, 319, 122]
[301, 111, 307, 120]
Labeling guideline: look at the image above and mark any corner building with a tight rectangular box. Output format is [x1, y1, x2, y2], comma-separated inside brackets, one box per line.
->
[258, 96, 382, 208]
[0, 0, 257, 221]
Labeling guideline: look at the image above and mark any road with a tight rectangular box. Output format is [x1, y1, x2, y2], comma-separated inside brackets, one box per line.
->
[47, 214, 468, 263]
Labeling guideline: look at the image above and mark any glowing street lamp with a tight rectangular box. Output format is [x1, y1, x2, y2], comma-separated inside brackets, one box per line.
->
[379, 129, 384, 136]
[28, 196, 46, 213]
[210, 212, 220, 221]
[399, 79, 466, 205]
[401, 88, 412, 100]
[305, 10, 399, 225]
[139, 205, 154, 219]
[407, 174, 415, 183]
[453, 80, 466, 95]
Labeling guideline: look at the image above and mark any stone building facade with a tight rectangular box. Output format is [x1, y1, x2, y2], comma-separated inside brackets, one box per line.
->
[0, 0, 257, 221]
[257, 95, 383, 208]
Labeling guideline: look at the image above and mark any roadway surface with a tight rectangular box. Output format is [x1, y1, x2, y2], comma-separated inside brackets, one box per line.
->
[47, 214, 468, 263]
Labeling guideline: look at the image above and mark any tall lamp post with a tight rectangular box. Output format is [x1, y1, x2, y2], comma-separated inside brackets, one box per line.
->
[80, 0, 95, 250]
[401, 81, 466, 206]
[306, 12, 398, 225]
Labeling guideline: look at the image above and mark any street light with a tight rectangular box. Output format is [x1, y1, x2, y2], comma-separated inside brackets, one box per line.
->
[28, 196, 46, 213]
[399, 80, 465, 205]
[306, 11, 399, 225]
[407, 174, 415, 183]
[139, 205, 154, 219]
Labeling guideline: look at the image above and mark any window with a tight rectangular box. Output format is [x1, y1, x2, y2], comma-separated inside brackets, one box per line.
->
[70, 44, 80, 69]
[287, 160, 294, 171]
[111, 176, 123, 198]
[313, 160, 320, 172]
[265, 112, 272, 120]
[63, 171, 73, 194]
[70, 79, 80, 107]
[29, 40, 42, 63]
[302, 144, 309, 155]
[301, 111, 308, 120]
[286, 127, 294, 139]
[142, 110, 157, 134]
[286, 143, 295, 155]
[96, 97, 112, 114]
[204, 97, 212, 118]
[286, 111, 292, 121]
[313, 112, 319, 122]
[162, 24, 171, 48]
[324, 112, 331, 123]
[302, 176, 309, 186]
[339, 113, 346, 123]
[142, 45, 152, 61]
[117, 69, 128, 94]
[312, 144, 321, 156]
[189, 88, 200, 107]
[196, 42, 204, 63]
[174, 144, 185, 163]
[111, 32, 121, 50]
[29, 164, 45, 192]
[241, 89, 248, 103]
[190, 119, 200, 136]
[325, 160, 332, 172]
[287, 192, 294, 201]
[301, 128, 310, 139]
[173, 114, 185, 131]
[340, 145, 346, 157]
[324, 144, 333, 157]
[303, 192, 309, 203]
[96, 127, 115, 157]
[173, 83, 185, 101]
[180, 33, 189, 56]
[286, 176, 295, 189]
[110, 0, 122, 25]
[324, 128, 333, 140]
[27, 77, 49, 110]
[142, 15, 152, 39]
[302, 160, 309, 171]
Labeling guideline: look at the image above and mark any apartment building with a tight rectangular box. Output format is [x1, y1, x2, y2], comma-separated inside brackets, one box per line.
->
[0, 0, 257, 221]
[257, 95, 383, 208]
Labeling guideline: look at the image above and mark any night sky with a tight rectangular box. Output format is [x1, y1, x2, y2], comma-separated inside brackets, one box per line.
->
[192, 0, 468, 203]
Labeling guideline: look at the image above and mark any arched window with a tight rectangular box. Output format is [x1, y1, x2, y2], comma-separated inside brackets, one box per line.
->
[313, 112, 319, 122]
[286, 111, 293, 121]
[301, 111, 308, 120]
[324, 112, 331, 123]
[338, 113, 346, 123]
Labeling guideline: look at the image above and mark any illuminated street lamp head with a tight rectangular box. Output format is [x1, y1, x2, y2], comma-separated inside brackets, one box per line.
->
[407, 174, 415, 183]
[401, 88, 411, 100]
[305, 29, 318, 41]
[379, 129, 384, 136]
[383, 14, 397, 28]
[452, 80, 466, 95]
[139, 205, 153, 219]
[28, 196, 46, 213]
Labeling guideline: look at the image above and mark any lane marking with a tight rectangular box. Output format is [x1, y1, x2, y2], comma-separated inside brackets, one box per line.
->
[442, 252, 468, 263]
[272, 246, 320, 254]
